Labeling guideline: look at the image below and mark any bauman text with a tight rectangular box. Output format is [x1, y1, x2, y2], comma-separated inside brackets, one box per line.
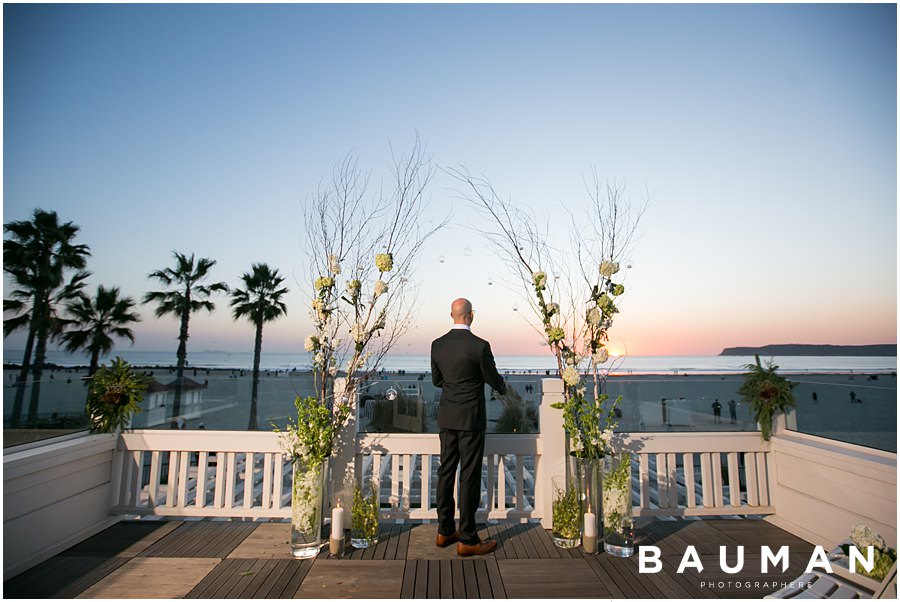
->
[638, 545, 876, 575]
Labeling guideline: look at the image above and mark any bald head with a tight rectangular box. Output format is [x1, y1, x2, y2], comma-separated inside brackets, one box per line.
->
[451, 298, 473, 325]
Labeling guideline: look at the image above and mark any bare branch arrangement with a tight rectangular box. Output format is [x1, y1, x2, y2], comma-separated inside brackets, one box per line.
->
[302, 135, 447, 410]
[449, 165, 648, 459]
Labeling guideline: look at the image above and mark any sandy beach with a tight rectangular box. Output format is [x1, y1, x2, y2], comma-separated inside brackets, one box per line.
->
[4, 366, 895, 452]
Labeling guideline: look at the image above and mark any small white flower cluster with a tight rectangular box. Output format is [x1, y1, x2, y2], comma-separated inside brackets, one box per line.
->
[562, 366, 581, 387]
[850, 525, 888, 551]
[603, 483, 631, 525]
[351, 323, 367, 343]
[532, 271, 547, 289]
[593, 348, 609, 365]
[346, 279, 361, 293]
[327, 254, 341, 275]
[304, 335, 319, 352]
[374, 280, 388, 298]
[586, 306, 601, 327]
[599, 261, 620, 278]
[546, 302, 559, 315]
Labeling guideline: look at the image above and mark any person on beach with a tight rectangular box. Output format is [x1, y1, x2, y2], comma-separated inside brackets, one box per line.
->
[712, 399, 722, 423]
[727, 399, 737, 424]
[431, 297, 506, 556]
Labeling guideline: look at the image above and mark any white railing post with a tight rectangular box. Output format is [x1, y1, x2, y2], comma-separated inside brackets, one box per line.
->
[331, 377, 357, 506]
[537, 378, 566, 529]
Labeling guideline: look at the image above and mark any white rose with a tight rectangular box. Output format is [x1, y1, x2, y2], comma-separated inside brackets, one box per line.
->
[562, 366, 581, 387]
[599, 261, 620, 278]
[374, 280, 388, 298]
[586, 306, 601, 326]
[327, 254, 341, 275]
[304, 335, 318, 352]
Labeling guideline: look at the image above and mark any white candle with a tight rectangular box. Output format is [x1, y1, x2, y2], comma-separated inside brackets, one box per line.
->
[584, 512, 597, 537]
[331, 505, 344, 536]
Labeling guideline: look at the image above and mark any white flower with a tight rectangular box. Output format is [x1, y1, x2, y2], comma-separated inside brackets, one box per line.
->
[546, 302, 559, 316]
[851, 525, 888, 551]
[599, 261, 620, 278]
[532, 271, 547, 289]
[593, 348, 609, 365]
[374, 280, 388, 298]
[313, 352, 325, 367]
[304, 335, 318, 352]
[562, 366, 581, 387]
[346, 279, 361, 293]
[350, 323, 367, 343]
[327, 254, 341, 275]
[586, 306, 601, 327]
[311, 299, 325, 312]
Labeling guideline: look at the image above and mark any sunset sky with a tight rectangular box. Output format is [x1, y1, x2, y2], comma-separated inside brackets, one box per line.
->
[4, 3, 896, 358]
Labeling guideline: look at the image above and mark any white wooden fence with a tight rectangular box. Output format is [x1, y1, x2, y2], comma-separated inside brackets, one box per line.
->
[110, 379, 775, 525]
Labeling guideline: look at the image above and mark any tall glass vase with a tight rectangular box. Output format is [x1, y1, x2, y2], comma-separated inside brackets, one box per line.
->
[571, 455, 603, 554]
[602, 453, 634, 557]
[290, 457, 328, 558]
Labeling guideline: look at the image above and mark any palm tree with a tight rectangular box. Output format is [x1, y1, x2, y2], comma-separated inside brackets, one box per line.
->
[230, 263, 288, 430]
[144, 252, 228, 428]
[60, 285, 141, 377]
[3, 209, 91, 427]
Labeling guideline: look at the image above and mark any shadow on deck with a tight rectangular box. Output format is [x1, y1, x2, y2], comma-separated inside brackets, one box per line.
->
[4, 518, 817, 599]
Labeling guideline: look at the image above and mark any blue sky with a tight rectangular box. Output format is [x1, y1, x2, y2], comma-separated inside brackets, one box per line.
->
[3, 3, 897, 357]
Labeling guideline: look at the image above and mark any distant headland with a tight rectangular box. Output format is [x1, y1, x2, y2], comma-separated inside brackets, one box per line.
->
[719, 344, 897, 357]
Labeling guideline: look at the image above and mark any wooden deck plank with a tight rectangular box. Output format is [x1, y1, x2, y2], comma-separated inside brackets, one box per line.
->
[493, 523, 517, 559]
[5, 556, 130, 599]
[462, 560, 479, 597]
[186, 558, 251, 599]
[599, 552, 655, 598]
[585, 554, 627, 598]
[451, 558, 467, 598]
[473, 559, 494, 598]
[523, 525, 556, 559]
[60, 521, 181, 558]
[439, 559, 453, 599]
[426, 560, 441, 599]
[236, 558, 282, 598]
[78, 557, 220, 599]
[400, 558, 418, 599]
[295, 559, 404, 598]
[265, 559, 314, 598]
[498, 558, 602, 599]
[414, 558, 430, 599]
[228, 522, 290, 558]
[484, 557, 507, 599]
[250, 560, 295, 599]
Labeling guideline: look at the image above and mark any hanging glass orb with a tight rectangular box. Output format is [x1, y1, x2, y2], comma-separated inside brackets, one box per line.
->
[463, 246, 473, 257]
[512, 303, 519, 312]
[385, 387, 399, 401]
[487, 278, 493, 286]
[438, 255, 446, 264]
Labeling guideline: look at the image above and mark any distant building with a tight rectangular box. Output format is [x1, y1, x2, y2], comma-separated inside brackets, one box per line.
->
[133, 377, 207, 428]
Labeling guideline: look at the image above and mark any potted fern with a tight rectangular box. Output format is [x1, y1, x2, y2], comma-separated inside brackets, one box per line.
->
[86, 357, 148, 433]
[737, 355, 796, 440]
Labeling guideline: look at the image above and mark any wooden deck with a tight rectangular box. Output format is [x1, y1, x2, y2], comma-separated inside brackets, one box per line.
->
[4, 518, 818, 599]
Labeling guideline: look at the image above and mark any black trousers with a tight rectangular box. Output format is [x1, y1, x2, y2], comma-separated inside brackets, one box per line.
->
[437, 429, 485, 545]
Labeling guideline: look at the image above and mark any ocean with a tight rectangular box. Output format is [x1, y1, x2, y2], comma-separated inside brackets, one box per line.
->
[3, 349, 896, 375]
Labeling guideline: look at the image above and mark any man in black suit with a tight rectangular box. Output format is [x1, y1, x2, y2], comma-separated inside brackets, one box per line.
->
[431, 297, 506, 556]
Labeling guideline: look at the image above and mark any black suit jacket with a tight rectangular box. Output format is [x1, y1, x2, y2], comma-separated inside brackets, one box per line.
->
[431, 328, 507, 431]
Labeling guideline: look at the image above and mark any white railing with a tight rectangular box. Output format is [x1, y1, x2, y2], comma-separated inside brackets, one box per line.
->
[109, 379, 776, 524]
[355, 433, 541, 522]
[112, 430, 292, 518]
[619, 432, 773, 517]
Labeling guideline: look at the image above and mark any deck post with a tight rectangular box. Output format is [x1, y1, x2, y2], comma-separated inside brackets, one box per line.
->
[537, 378, 566, 529]
[331, 377, 357, 509]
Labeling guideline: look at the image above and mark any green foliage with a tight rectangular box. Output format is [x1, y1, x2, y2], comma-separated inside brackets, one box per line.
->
[86, 357, 148, 433]
[737, 355, 797, 440]
[351, 481, 380, 543]
[551, 392, 620, 459]
[602, 453, 633, 536]
[276, 395, 351, 466]
[552, 481, 582, 540]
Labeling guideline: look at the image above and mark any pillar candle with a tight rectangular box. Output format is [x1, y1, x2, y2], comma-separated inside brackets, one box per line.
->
[583, 511, 598, 554]
[331, 505, 344, 536]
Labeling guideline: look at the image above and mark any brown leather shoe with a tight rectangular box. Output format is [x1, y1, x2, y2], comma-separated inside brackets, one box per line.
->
[456, 539, 497, 556]
[435, 531, 461, 548]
